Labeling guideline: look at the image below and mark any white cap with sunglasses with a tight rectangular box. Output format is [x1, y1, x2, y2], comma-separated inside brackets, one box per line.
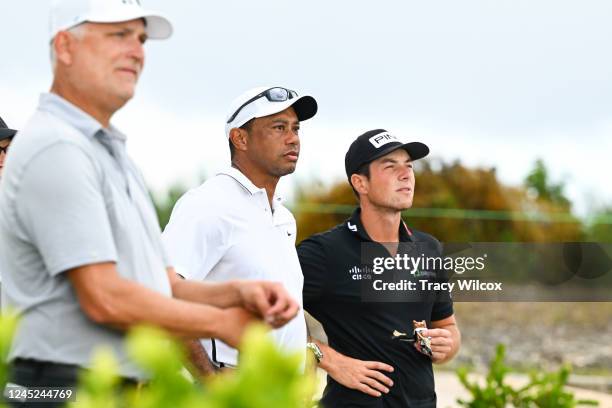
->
[224, 86, 318, 138]
[49, 0, 173, 41]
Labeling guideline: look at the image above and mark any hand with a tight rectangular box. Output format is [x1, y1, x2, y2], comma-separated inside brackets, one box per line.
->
[236, 280, 300, 328]
[322, 347, 394, 397]
[215, 307, 258, 348]
[418, 328, 453, 363]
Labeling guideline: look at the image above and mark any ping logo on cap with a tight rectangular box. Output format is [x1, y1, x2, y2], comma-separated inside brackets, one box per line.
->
[369, 132, 399, 149]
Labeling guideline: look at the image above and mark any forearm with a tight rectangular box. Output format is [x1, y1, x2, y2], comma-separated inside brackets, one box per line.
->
[183, 339, 217, 378]
[170, 278, 242, 308]
[70, 269, 234, 339]
[97, 279, 231, 338]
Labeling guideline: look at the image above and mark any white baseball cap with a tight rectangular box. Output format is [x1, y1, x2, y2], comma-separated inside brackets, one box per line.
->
[225, 86, 318, 138]
[49, 0, 173, 41]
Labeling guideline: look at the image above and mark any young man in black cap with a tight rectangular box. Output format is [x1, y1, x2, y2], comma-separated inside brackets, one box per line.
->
[0, 115, 17, 180]
[298, 129, 461, 407]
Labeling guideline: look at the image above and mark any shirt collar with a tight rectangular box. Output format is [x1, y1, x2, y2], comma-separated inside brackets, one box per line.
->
[347, 207, 414, 242]
[217, 166, 262, 195]
[217, 166, 284, 203]
[37, 93, 126, 142]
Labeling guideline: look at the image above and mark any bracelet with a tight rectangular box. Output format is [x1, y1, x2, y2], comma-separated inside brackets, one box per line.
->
[306, 342, 324, 363]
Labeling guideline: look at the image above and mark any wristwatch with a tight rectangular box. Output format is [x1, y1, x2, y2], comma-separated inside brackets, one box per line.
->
[306, 342, 324, 363]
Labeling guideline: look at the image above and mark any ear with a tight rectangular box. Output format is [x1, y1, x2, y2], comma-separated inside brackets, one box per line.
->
[229, 128, 248, 152]
[53, 31, 77, 66]
[351, 173, 369, 196]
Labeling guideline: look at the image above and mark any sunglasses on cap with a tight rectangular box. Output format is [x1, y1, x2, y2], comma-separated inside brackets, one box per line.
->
[226, 87, 298, 124]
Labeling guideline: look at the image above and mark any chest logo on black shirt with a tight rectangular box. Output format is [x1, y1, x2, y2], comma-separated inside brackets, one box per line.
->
[348, 265, 373, 280]
[347, 222, 357, 232]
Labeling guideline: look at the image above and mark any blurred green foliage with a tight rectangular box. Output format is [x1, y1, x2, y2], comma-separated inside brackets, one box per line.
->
[525, 158, 571, 210]
[72, 324, 316, 408]
[587, 207, 612, 242]
[0, 320, 315, 407]
[0, 311, 19, 393]
[457, 344, 598, 407]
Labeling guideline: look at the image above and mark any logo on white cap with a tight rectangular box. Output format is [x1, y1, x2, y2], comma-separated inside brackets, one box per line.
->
[369, 132, 399, 149]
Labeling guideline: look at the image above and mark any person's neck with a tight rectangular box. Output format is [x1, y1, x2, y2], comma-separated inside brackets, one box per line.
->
[231, 158, 279, 208]
[359, 201, 402, 243]
[50, 81, 112, 128]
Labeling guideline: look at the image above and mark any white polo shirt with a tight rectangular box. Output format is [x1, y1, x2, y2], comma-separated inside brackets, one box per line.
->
[162, 167, 306, 366]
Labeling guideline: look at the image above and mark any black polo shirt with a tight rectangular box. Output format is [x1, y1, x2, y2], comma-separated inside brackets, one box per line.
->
[298, 208, 453, 408]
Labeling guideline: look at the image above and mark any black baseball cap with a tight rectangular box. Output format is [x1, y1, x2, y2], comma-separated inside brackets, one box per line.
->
[345, 129, 429, 180]
[0, 116, 17, 141]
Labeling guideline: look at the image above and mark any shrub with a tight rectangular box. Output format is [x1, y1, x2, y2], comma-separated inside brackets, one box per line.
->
[457, 344, 598, 407]
[73, 324, 317, 408]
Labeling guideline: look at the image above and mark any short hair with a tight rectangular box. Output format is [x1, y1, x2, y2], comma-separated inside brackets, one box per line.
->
[350, 161, 371, 198]
[229, 119, 254, 159]
[49, 24, 87, 72]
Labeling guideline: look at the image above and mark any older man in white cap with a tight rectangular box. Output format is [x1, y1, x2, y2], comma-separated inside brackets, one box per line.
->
[0, 2, 299, 401]
[163, 87, 317, 370]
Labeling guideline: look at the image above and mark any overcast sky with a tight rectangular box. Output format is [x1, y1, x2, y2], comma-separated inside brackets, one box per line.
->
[1, 0, 611, 216]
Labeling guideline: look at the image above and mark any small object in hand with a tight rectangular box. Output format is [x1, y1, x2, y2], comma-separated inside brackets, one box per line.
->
[413, 320, 433, 357]
[391, 321, 433, 357]
[391, 330, 415, 342]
